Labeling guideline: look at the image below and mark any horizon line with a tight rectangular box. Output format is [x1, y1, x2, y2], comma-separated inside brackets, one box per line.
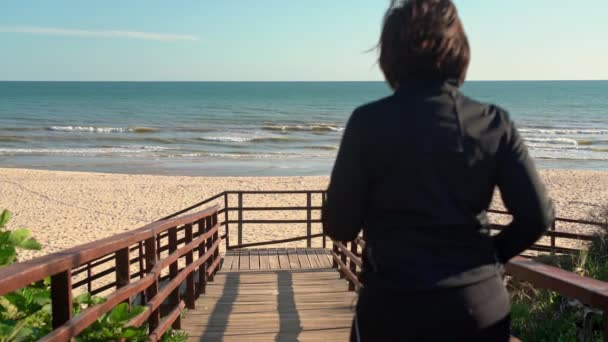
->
[1, 79, 607, 83]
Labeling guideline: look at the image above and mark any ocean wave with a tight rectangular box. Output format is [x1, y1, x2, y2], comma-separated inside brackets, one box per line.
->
[0, 136, 28, 142]
[155, 151, 334, 159]
[204, 152, 333, 159]
[198, 136, 304, 143]
[47, 126, 158, 133]
[0, 145, 170, 155]
[532, 151, 608, 161]
[306, 145, 339, 151]
[262, 123, 344, 133]
[520, 128, 608, 135]
[524, 137, 579, 146]
[174, 127, 217, 133]
[0, 127, 39, 132]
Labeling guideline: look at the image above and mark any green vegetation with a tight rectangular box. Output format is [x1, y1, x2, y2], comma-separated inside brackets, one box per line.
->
[0, 209, 188, 342]
[509, 206, 608, 341]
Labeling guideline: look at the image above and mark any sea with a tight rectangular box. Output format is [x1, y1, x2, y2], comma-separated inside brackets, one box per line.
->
[0, 81, 607, 176]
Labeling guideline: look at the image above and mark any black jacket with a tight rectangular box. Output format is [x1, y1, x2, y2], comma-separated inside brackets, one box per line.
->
[323, 79, 554, 290]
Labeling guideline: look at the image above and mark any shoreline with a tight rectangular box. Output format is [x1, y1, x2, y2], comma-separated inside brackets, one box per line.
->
[1, 167, 607, 261]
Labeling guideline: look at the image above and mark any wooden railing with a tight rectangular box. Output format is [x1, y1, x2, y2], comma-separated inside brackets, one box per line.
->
[1, 190, 604, 340]
[488, 209, 603, 255]
[331, 238, 364, 291]
[331, 236, 608, 341]
[221, 190, 328, 250]
[161, 191, 603, 254]
[0, 205, 221, 341]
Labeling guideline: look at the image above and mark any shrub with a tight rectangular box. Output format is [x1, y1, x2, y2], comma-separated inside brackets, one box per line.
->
[509, 206, 608, 341]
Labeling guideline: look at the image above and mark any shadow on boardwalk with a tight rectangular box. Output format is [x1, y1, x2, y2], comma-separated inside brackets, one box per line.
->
[276, 271, 302, 341]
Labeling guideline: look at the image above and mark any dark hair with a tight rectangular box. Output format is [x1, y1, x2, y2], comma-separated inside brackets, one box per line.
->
[379, 0, 470, 89]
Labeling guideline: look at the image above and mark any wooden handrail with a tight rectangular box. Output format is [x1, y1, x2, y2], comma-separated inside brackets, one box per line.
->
[0, 204, 221, 341]
[211, 190, 603, 252]
[330, 240, 362, 291]
[488, 208, 605, 227]
[332, 236, 608, 340]
[0, 205, 219, 296]
[506, 256, 608, 310]
[0, 189, 605, 340]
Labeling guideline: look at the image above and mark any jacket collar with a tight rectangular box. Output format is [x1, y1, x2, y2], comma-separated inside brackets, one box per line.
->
[394, 78, 461, 96]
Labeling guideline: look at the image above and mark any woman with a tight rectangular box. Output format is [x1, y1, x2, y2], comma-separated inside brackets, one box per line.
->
[323, 0, 554, 341]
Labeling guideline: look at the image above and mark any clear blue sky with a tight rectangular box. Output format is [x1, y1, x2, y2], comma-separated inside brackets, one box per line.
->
[1, 0, 607, 81]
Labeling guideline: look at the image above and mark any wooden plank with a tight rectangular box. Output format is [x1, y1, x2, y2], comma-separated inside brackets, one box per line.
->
[277, 248, 290, 269]
[227, 251, 238, 271]
[222, 252, 234, 271]
[259, 249, 269, 270]
[287, 248, 301, 269]
[239, 249, 250, 271]
[297, 248, 312, 269]
[316, 248, 332, 268]
[306, 248, 321, 269]
[180, 268, 356, 341]
[249, 249, 260, 270]
[267, 249, 280, 270]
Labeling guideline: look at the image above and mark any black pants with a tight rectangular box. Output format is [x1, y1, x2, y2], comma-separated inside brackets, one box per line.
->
[350, 275, 511, 342]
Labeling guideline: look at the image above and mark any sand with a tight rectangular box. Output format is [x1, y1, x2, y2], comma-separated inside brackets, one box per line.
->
[1, 167, 607, 261]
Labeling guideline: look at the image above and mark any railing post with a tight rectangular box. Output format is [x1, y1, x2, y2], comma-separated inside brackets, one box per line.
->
[168, 227, 181, 329]
[224, 192, 230, 249]
[156, 234, 161, 259]
[332, 242, 339, 269]
[340, 242, 348, 279]
[184, 223, 196, 309]
[551, 221, 556, 256]
[116, 247, 131, 305]
[86, 263, 92, 294]
[307, 192, 312, 248]
[138, 242, 145, 279]
[322, 191, 327, 248]
[349, 241, 358, 291]
[206, 215, 215, 282]
[212, 212, 220, 276]
[238, 192, 243, 246]
[144, 237, 160, 331]
[51, 270, 72, 329]
[198, 219, 207, 295]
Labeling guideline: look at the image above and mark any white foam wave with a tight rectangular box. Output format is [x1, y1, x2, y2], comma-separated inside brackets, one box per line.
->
[204, 152, 333, 159]
[198, 135, 298, 143]
[524, 137, 579, 146]
[47, 126, 157, 133]
[531, 150, 608, 161]
[198, 136, 254, 143]
[0, 145, 169, 155]
[520, 128, 608, 135]
[262, 123, 344, 133]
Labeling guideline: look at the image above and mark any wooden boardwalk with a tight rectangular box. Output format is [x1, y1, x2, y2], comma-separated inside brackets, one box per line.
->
[181, 248, 357, 341]
[221, 248, 334, 271]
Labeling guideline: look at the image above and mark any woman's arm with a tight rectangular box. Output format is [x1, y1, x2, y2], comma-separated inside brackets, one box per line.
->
[323, 109, 368, 242]
[493, 114, 555, 263]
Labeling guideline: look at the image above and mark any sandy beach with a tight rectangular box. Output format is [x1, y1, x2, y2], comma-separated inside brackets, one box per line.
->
[1, 167, 607, 261]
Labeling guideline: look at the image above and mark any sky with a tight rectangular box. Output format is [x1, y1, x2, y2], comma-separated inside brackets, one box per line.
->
[1, 0, 607, 81]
